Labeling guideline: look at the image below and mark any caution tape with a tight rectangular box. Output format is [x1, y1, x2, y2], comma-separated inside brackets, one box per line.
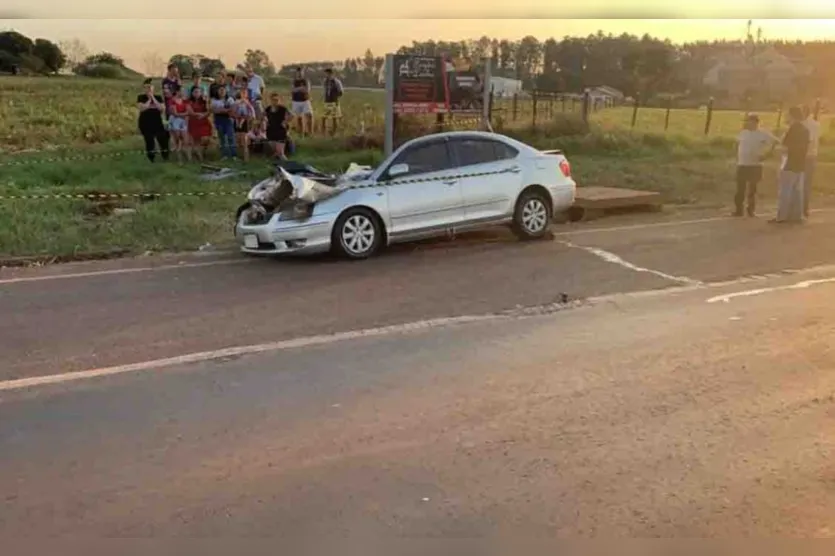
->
[0, 190, 245, 201]
[0, 149, 147, 168]
[0, 167, 515, 202]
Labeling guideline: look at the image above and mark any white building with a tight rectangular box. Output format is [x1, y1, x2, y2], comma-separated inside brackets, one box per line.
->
[491, 76, 523, 98]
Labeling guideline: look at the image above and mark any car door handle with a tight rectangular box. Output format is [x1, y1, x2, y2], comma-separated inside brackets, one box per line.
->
[443, 179, 458, 186]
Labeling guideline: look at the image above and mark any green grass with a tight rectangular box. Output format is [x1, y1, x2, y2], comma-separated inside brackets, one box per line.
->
[2, 75, 835, 259]
[0, 75, 386, 153]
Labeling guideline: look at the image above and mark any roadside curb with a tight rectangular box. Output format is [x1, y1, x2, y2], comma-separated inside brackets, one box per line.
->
[0, 244, 240, 269]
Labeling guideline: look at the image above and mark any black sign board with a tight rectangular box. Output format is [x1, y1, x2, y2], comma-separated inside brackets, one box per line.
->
[392, 55, 447, 114]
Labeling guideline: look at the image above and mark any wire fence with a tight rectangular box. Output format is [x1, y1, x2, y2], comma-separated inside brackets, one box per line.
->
[488, 91, 833, 139]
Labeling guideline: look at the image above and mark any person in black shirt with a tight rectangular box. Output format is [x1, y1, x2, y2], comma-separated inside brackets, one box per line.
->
[321, 67, 344, 136]
[265, 92, 292, 159]
[773, 106, 810, 223]
[290, 66, 313, 137]
[136, 78, 170, 162]
[209, 70, 227, 100]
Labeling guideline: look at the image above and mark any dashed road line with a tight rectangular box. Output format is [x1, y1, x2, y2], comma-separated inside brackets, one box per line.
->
[0, 258, 253, 286]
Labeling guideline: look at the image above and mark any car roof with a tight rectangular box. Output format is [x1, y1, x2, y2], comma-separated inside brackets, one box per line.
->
[399, 130, 533, 152]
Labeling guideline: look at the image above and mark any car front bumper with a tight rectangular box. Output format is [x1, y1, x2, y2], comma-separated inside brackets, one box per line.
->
[236, 213, 335, 256]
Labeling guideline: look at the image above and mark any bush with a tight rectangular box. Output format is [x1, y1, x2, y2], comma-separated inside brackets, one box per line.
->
[74, 62, 126, 79]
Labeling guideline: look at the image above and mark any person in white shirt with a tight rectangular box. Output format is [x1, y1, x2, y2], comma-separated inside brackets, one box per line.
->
[245, 66, 265, 101]
[802, 105, 821, 217]
[734, 113, 779, 217]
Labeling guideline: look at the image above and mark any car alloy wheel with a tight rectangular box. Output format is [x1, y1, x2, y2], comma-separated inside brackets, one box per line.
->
[341, 214, 375, 255]
[512, 189, 551, 241]
[333, 208, 383, 259]
[522, 198, 548, 234]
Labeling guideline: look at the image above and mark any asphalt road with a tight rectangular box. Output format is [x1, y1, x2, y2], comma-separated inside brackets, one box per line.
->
[4, 209, 835, 539]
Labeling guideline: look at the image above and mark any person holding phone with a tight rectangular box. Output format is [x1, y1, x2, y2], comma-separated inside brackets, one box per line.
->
[233, 89, 256, 162]
[187, 86, 212, 162]
[136, 78, 170, 162]
[265, 92, 292, 160]
[168, 88, 190, 163]
[211, 85, 237, 159]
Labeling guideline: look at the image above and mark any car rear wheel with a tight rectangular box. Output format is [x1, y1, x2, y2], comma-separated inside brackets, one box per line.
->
[512, 189, 551, 240]
[332, 208, 382, 260]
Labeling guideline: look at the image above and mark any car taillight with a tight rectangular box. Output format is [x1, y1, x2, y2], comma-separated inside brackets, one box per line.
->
[559, 159, 571, 178]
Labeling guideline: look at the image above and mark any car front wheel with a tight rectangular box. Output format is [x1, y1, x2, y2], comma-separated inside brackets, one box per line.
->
[512, 189, 551, 240]
[332, 208, 383, 260]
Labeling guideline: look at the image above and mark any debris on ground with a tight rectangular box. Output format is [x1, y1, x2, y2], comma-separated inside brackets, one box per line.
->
[199, 165, 245, 182]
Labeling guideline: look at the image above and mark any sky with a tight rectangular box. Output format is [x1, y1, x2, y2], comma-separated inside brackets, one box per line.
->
[1, 9, 834, 72]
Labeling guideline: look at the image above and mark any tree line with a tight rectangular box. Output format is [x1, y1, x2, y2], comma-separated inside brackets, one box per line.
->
[0, 31, 143, 79]
[283, 31, 835, 105]
[5, 26, 835, 106]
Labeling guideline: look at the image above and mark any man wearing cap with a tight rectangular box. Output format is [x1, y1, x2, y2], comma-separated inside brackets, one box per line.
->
[734, 113, 779, 217]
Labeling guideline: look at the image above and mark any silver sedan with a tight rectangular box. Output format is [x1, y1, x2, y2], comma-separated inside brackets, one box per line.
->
[236, 131, 576, 260]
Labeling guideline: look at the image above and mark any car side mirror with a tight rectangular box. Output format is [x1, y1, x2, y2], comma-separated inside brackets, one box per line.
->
[388, 163, 409, 178]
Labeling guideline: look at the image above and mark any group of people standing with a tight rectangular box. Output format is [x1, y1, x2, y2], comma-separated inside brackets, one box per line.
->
[136, 64, 344, 164]
[734, 105, 821, 223]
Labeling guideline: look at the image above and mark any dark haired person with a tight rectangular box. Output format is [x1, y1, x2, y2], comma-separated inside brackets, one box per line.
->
[802, 104, 821, 218]
[209, 70, 227, 100]
[321, 67, 344, 136]
[290, 66, 313, 137]
[233, 89, 256, 162]
[187, 86, 212, 162]
[211, 85, 237, 159]
[136, 79, 170, 162]
[772, 106, 810, 224]
[161, 64, 182, 120]
[265, 92, 292, 159]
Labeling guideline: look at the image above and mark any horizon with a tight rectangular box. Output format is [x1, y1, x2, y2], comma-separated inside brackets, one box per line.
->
[2, 18, 834, 72]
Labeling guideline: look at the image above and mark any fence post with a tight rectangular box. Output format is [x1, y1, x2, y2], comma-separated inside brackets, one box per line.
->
[512, 93, 518, 121]
[631, 95, 640, 129]
[704, 97, 714, 136]
[548, 95, 554, 118]
[571, 97, 577, 112]
[532, 90, 538, 129]
[488, 86, 495, 127]
[775, 101, 783, 130]
[561, 95, 566, 112]
[582, 90, 591, 124]
[664, 96, 672, 131]
[814, 98, 822, 121]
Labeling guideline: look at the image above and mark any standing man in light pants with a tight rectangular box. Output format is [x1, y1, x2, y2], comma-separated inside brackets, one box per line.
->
[772, 106, 810, 224]
[802, 105, 821, 218]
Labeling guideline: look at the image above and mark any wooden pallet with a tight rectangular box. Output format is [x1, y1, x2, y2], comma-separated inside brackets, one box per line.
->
[569, 186, 663, 221]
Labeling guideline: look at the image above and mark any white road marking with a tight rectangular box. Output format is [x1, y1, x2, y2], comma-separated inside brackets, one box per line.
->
[0, 314, 500, 393]
[6, 264, 835, 393]
[552, 207, 835, 237]
[706, 277, 835, 304]
[560, 241, 703, 286]
[0, 258, 252, 286]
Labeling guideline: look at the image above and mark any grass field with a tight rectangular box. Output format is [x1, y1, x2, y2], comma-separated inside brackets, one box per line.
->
[1, 76, 834, 260]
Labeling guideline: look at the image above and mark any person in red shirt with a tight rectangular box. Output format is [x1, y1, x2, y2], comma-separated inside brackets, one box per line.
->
[168, 88, 190, 163]
[186, 86, 212, 162]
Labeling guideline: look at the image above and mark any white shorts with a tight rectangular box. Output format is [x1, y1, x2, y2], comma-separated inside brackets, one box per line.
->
[291, 101, 313, 116]
[168, 116, 187, 132]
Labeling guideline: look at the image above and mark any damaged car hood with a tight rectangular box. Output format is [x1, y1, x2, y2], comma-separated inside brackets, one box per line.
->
[248, 164, 375, 205]
[239, 163, 376, 227]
